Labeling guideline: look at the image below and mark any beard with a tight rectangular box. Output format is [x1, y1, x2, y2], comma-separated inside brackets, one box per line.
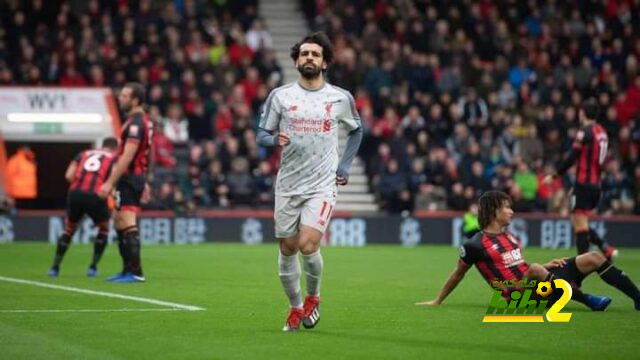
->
[120, 101, 132, 113]
[297, 62, 322, 79]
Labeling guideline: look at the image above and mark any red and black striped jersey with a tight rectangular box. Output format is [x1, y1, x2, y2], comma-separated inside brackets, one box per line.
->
[118, 112, 153, 177]
[573, 123, 608, 187]
[558, 123, 608, 188]
[69, 150, 116, 194]
[459, 231, 529, 297]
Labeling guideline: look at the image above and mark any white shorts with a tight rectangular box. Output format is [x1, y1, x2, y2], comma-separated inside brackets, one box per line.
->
[274, 192, 337, 238]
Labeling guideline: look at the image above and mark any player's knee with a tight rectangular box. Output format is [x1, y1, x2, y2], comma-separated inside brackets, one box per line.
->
[298, 235, 320, 255]
[97, 221, 109, 234]
[300, 243, 319, 256]
[571, 215, 588, 230]
[63, 220, 77, 236]
[279, 239, 298, 256]
[586, 251, 606, 267]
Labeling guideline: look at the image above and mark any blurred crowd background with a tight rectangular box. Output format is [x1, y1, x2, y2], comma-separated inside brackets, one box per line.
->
[1, 0, 640, 215]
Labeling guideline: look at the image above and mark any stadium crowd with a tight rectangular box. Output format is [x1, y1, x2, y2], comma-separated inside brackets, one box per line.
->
[303, 0, 640, 214]
[1, 0, 640, 215]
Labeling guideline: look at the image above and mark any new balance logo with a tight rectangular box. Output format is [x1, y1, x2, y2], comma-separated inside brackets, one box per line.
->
[287, 105, 298, 112]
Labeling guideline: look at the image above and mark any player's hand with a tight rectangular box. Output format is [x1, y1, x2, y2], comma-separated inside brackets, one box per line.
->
[542, 174, 555, 185]
[98, 182, 113, 199]
[336, 175, 348, 186]
[141, 183, 152, 204]
[545, 258, 567, 269]
[277, 132, 290, 146]
[416, 299, 441, 306]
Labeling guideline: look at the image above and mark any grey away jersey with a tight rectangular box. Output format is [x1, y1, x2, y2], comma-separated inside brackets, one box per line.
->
[259, 81, 361, 196]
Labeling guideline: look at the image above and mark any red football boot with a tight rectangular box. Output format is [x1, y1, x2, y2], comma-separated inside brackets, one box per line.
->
[282, 307, 304, 332]
[302, 295, 320, 329]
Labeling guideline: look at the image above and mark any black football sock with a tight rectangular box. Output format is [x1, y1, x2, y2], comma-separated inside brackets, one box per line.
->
[575, 230, 590, 254]
[598, 261, 640, 302]
[589, 229, 609, 252]
[90, 226, 109, 269]
[116, 228, 131, 274]
[124, 229, 143, 277]
[52, 233, 72, 270]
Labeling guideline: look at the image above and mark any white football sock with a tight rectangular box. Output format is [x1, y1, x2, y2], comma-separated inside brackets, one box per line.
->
[278, 251, 302, 308]
[302, 250, 323, 296]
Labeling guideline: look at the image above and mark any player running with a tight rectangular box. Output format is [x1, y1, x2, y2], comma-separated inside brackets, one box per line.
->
[544, 98, 617, 260]
[256, 32, 363, 331]
[417, 191, 640, 311]
[98, 82, 153, 283]
[49, 137, 118, 277]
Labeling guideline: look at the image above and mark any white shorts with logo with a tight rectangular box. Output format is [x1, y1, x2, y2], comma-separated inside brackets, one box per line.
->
[274, 192, 337, 238]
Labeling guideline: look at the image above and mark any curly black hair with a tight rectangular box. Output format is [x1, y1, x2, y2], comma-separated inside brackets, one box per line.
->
[478, 191, 512, 229]
[290, 32, 333, 69]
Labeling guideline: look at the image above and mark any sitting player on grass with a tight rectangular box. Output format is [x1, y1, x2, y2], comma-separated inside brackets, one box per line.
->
[416, 191, 640, 311]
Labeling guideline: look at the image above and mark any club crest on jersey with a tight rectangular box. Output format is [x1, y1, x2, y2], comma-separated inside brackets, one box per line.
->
[324, 102, 334, 117]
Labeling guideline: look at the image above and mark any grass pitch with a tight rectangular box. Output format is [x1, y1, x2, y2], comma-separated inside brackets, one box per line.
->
[0, 243, 638, 359]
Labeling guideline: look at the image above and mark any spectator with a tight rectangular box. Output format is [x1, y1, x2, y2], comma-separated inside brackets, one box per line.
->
[227, 157, 254, 206]
[447, 182, 468, 211]
[153, 122, 177, 170]
[414, 183, 447, 211]
[378, 159, 407, 213]
[515, 124, 544, 164]
[164, 108, 188, 145]
[254, 161, 274, 207]
[206, 160, 229, 208]
[458, 88, 489, 135]
[6, 146, 37, 205]
[245, 19, 273, 51]
[514, 161, 539, 206]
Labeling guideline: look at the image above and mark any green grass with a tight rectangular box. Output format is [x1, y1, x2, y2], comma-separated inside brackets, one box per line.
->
[0, 243, 638, 359]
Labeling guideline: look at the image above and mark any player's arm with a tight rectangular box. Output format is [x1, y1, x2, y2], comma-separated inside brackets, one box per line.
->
[64, 160, 78, 183]
[256, 90, 288, 147]
[416, 261, 471, 306]
[64, 152, 83, 183]
[416, 242, 479, 306]
[257, 128, 290, 147]
[545, 128, 586, 183]
[336, 91, 363, 185]
[336, 126, 363, 185]
[98, 141, 138, 198]
[142, 130, 154, 203]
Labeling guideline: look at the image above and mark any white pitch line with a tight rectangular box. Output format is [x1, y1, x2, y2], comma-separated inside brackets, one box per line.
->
[0, 308, 183, 313]
[0, 276, 205, 311]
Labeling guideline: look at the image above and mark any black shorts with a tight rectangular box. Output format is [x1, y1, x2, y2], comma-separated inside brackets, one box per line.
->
[66, 190, 110, 224]
[548, 257, 586, 289]
[115, 175, 145, 212]
[571, 184, 601, 214]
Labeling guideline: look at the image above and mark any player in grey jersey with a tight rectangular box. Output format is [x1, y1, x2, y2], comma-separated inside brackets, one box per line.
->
[257, 32, 363, 331]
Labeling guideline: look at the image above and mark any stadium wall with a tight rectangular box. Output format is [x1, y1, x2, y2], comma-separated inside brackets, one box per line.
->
[0, 211, 638, 248]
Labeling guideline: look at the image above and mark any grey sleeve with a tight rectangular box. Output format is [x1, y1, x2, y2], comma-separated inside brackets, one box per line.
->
[336, 126, 363, 179]
[257, 127, 278, 147]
